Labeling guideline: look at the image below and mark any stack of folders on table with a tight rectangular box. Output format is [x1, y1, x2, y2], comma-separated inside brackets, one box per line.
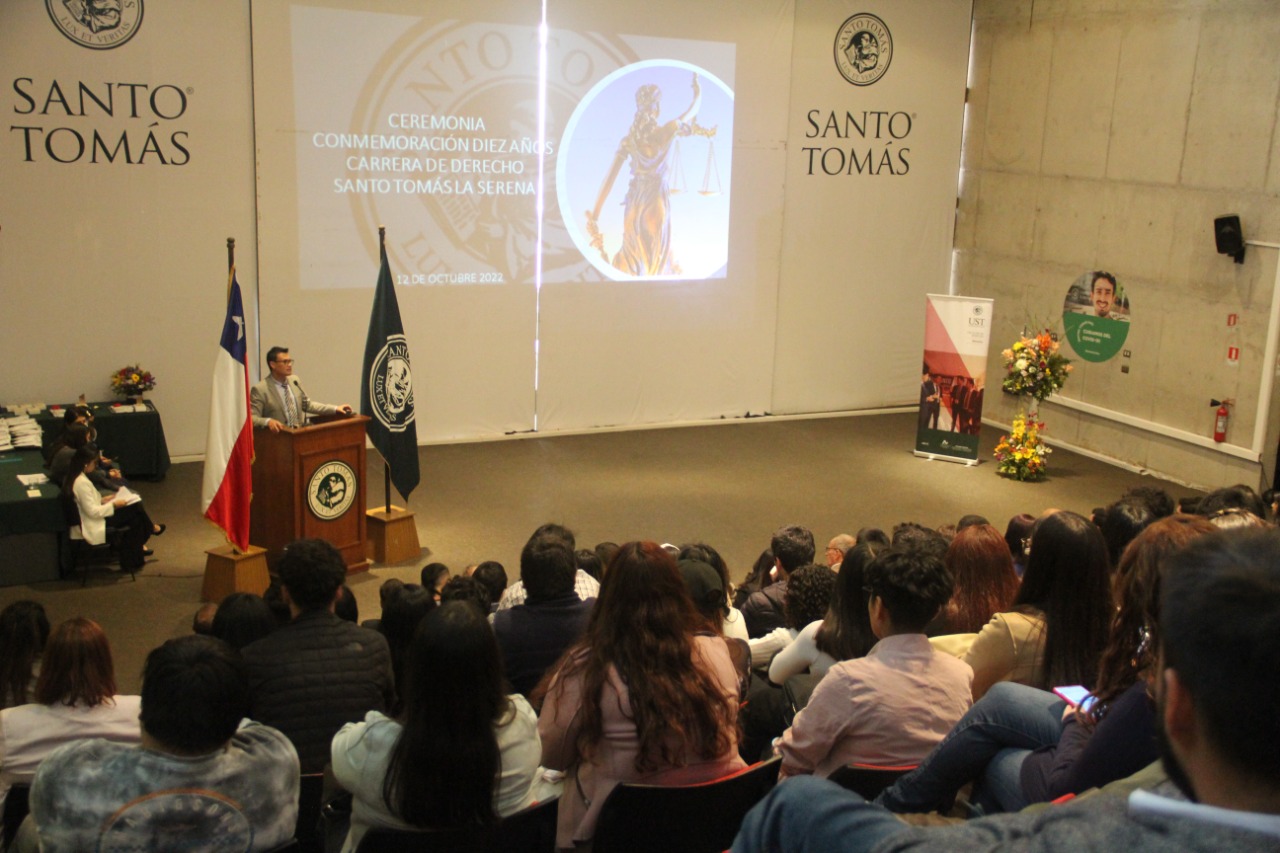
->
[0, 420, 11, 453]
[2, 416, 43, 450]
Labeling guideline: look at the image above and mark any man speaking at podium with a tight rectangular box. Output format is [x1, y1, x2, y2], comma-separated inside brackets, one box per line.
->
[250, 346, 352, 433]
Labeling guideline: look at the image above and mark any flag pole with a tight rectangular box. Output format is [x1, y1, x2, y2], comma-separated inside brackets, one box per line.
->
[226, 237, 236, 302]
[379, 225, 392, 516]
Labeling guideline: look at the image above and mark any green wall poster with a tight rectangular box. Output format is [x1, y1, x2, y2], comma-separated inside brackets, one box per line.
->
[1062, 270, 1129, 362]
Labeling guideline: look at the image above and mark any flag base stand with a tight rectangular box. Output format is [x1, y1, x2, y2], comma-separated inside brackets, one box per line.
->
[202, 544, 270, 603]
[366, 506, 421, 565]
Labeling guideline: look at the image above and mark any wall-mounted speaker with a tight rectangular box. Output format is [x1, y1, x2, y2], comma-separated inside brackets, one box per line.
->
[1214, 214, 1245, 264]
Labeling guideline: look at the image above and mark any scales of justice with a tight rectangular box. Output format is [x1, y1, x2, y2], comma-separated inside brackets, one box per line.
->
[584, 72, 723, 277]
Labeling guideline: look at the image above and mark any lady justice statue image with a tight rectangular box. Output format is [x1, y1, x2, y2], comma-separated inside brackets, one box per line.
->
[585, 72, 717, 277]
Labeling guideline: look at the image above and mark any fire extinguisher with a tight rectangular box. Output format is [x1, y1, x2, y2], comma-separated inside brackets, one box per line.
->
[1211, 398, 1233, 443]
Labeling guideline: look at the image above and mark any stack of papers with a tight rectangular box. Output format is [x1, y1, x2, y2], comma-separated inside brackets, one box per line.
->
[0, 421, 12, 453]
[5, 416, 42, 449]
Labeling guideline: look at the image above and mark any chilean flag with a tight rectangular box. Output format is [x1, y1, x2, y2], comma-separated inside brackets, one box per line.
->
[201, 270, 254, 551]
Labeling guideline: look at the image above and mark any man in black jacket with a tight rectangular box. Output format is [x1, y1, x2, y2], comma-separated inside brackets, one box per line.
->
[241, 538, 394, 773]
[493, 531, 595, 697]
[742, 525, 815, 638]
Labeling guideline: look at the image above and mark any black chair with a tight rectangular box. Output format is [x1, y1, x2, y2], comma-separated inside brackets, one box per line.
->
[57, 492, 136, 585]
[295, 773, 325, 853]
[826, 763, 917, 800]
[2, 784, 30, 850]
[353, 796, 558, 853]
[592, 757, 782, 853]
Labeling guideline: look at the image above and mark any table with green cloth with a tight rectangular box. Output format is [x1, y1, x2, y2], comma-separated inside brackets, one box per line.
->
[36, 400, 171, 481]
[0, 449, 65, 585]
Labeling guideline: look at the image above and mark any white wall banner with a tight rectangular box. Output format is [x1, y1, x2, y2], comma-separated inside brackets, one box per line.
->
[772, 0, 973, 415]
[915, 294, 993, 464]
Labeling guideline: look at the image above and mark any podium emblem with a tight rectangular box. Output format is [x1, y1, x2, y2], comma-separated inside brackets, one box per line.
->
[307, 461, 357, 520]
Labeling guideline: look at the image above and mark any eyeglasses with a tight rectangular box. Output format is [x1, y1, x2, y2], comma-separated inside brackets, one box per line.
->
[273, 358, 294, 365]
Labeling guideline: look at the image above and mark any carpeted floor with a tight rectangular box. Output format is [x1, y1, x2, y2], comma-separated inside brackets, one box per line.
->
[0, 412, 1194, 692]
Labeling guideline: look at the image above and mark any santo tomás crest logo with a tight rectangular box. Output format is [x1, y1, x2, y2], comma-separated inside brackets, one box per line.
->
[307, 461, 357, 521]
[368, 335, 415, 432]
[834, 14, 892, 86]
[47, 0, 143, 50]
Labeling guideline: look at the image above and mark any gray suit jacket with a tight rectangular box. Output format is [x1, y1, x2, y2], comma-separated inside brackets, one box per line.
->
[249, 376, 339, 429]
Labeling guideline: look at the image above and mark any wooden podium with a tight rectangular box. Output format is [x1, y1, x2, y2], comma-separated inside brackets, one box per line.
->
[250, 415, 371, 574]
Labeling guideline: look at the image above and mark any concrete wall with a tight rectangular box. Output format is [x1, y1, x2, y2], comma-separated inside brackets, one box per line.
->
[957, 0, 1280, 490]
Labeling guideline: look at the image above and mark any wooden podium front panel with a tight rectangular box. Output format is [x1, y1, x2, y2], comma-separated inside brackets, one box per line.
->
[249, 416, 370, 574]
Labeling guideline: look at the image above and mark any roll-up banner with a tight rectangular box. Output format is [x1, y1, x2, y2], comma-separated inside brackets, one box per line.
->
[914, 294, 993, 465]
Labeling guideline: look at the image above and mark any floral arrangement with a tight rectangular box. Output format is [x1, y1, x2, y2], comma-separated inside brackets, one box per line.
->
[110, 365, 156, 398]
[994, 413, 1051, 482]
[1000, 330, 1072, 401]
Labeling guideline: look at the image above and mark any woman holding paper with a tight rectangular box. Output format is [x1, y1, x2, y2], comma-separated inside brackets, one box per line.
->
[62, 447, 160, 570]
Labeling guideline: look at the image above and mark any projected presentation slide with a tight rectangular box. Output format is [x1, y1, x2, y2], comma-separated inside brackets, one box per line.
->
[281, 4, 735, 290]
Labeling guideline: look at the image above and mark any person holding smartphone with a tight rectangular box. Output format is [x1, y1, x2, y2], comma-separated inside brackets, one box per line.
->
[875, 515, 1215, 815]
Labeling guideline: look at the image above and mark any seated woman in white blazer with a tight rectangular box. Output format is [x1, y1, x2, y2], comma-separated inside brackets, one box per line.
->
[62, 447, 162, 571]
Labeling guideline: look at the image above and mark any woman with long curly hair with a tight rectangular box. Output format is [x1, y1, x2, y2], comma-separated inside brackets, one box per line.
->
[929, 524, 1020, 636]
[963, 511, 1111, 699]
[0, 618, 140, 809]
[877, 514, 1215, 815]
[538, 541, 745, 849]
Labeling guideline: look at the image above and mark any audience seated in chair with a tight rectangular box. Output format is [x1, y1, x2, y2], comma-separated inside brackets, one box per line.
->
[377, 584, 435, 706]
[241, 538, 395, 773]
[493, 530, 595, 699]
[469, 562, 508, 614]
[678, 543, 749, 642]
[878, 515, 1217, 816]
[960, 511, 1111, 700]
[331, 601, 559, 853]
[497, 524, 600, 611]
[768, 541, 885, 689]
[538, 542, 746, 850]
[0, 602, 49, 711]
[731, 527, 1280, 853]
[925, 524, 1019, 637]
[211, 593, 278, 651]
[756, 563, 836, 679]
[0, 618, 141, 811]
[25, 635, 299, 852]
[742, 525, 815, 638]
[775, 545, 972, 779]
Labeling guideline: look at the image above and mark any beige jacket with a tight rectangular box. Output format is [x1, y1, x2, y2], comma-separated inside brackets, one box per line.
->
[962, 609, 1047, 700]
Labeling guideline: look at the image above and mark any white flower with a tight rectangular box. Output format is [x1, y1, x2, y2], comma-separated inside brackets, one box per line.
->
[1015, 358, 1028, 371]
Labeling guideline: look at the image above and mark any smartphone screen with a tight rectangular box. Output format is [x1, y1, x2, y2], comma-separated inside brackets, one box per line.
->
[1053, 685, 1097, 713]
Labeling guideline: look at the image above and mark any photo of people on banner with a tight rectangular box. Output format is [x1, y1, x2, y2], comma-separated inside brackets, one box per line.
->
[919, 371, 984, 435]
[914, 295, 993, 463]
[1062, 270, 1130, 362]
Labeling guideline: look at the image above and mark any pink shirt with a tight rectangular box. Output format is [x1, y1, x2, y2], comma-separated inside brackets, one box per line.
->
[538, 635, 745, 848]
[777, 633, 973, 778]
